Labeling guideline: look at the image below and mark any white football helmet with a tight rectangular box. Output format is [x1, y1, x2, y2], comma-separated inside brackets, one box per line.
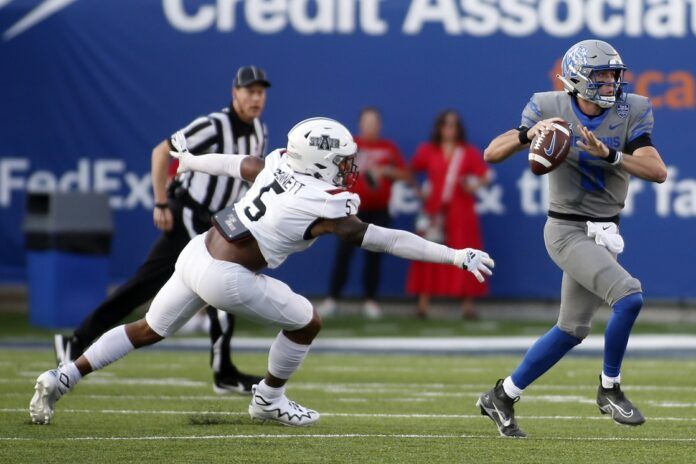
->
[285, 117, 358, 187]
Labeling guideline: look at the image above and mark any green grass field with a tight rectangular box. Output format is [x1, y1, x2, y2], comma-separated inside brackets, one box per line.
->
[1, 349, 694, 463]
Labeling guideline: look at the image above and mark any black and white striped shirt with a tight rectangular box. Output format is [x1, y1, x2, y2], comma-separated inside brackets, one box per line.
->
[169, 105, 268, 237]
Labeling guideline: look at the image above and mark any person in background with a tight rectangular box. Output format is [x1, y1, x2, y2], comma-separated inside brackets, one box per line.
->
[407, 110, 491, 319]
[318, 107, 412, 319]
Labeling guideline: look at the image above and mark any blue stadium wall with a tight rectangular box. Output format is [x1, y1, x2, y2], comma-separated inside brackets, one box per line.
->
[1, 0, 695, 299]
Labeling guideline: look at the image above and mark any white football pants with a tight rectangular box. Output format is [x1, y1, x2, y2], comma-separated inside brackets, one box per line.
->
[146, 232, 313, 337]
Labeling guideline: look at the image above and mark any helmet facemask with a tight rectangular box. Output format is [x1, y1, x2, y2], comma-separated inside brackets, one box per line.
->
[578, 65, 627, 108]
[332, 154, 358, 188]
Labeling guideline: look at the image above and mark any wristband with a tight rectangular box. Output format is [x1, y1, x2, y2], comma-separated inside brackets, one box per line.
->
[154, 202, 169, 210]
[605, 148, 623, 166]
[518, 127, 531, 145]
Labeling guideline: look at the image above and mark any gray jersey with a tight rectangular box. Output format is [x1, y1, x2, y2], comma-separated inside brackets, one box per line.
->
[520, 91, 654, 217]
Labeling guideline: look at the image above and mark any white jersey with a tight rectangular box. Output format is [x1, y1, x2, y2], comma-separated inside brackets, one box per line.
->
[235, 149, 360, 268]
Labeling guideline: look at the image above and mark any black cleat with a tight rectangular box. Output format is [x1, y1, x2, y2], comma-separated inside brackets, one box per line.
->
[597, 376, 646, 426]
[213, 370, 264, 395]
[476, 379, 527, 438]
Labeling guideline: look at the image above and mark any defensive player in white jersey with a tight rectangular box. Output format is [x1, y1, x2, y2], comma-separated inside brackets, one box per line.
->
[476, 40, 667, 437]
[30, 117, 495, 427]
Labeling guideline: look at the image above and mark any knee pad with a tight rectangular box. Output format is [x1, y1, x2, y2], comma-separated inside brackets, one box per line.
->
[292, 296, 314, 329]
[556, 323, 588, 341]
[609, 277, 642, 306]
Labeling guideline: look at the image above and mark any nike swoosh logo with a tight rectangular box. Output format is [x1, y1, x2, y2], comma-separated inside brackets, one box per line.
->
[544, 131, 557, 157]
[609, 123, 622, 130]
[602, 225, 611, 230]
[607, 398, 634, 418]
[492, 402, 512, 427]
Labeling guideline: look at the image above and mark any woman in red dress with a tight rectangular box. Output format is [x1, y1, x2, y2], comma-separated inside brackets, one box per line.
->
[407, 110, 491, 319]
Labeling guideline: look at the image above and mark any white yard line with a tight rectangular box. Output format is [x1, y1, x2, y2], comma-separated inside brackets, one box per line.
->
[317, 366, 487, 374]
[155, 334, 696, 353]
[7, 335, 696, 355]
[0, 433, 695, 443]
[2, 408, 695, 422]
[3, 379, 696, 394]
[288, 382, 696, 393]
[1, 377, 207, 387]
[7, 391, 694, 407]
[0, 393, 245, 401]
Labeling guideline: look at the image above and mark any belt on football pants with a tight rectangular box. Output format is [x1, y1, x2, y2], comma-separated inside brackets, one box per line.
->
[548, 210, 620, 225]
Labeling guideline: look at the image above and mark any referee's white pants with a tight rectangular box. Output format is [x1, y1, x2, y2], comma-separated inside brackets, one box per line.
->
[145, 232, 313, 338]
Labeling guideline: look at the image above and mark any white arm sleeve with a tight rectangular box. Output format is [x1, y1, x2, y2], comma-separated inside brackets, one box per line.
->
[361, 224, 456, 265]
[180, 153, 247, 179]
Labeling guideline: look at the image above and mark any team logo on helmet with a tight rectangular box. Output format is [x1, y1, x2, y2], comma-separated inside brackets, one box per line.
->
[616, 103, 630, 119]
[562, 45, 588, 77]
[309, 135, 340, 151]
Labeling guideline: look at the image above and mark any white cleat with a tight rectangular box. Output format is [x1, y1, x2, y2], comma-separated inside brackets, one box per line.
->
[248, 385, 320, 426]
[29, 369, 70, 425]
[316, 298, 337, 318]
[362, 300, 383, 320]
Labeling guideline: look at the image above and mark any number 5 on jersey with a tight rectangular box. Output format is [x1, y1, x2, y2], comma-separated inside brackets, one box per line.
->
[346, 199, 358, 216]
[245, 180, 284, 221]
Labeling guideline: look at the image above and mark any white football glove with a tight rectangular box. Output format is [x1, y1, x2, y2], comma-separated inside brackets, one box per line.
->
[453, 248, 495, 283]
[169, 130, 194, 174]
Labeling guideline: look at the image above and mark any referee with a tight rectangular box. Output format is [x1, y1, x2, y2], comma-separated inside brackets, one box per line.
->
[54, 65, 271, 395]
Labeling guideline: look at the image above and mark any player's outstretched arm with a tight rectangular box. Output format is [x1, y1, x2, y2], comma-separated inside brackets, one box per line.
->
[311, 216, 494, 283]
[170, 152, 264, 182]
[169, 131, 264, 182]
[484, 118, 563, 164]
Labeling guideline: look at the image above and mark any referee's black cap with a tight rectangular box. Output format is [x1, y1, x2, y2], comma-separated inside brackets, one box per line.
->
[234, 65, 271, 88]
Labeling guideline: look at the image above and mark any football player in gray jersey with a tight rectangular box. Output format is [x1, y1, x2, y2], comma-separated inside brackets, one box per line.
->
[476, 40, 667, 438]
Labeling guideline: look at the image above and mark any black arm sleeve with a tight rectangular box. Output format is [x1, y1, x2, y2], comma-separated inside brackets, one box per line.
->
[624, 133, 654, 154]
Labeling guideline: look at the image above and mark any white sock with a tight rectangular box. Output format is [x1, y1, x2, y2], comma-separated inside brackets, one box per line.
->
[255, 379, 285, 401]
[503, 376, 524, 399]
[83, 325, 135, 371]
[267, 332, 311, 380]
[57, 362, 83, 391]
[601, 372, 621, 389]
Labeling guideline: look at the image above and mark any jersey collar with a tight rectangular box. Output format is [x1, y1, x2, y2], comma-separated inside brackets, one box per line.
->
[570, 96, 610, 132]
[226, 103, 255, 137]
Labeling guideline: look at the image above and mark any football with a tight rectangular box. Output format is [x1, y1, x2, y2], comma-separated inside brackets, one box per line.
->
[528, 120, 572, 175]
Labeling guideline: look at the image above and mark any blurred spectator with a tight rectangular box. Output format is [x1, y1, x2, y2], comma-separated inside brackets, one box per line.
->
[318, 107, 412, 319]
[407, 110, 490, 319]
